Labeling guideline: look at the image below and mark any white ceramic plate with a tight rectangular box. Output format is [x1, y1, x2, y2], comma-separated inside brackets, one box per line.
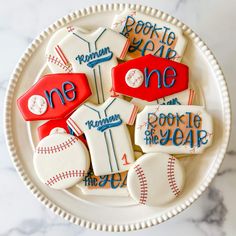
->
[4, 3, 231, 232]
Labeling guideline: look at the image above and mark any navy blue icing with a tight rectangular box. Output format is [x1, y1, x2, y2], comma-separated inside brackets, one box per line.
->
[144, 66, 176, 89]
[120, 15, 177, 59]
[44, 81, 76, 108]
[96, 119, 122, 132]
[85, 113, 122, 132]
[62, 81, 76, 101]
[75, 46, 113, 68]
[144, 112, 209, 148]
[44, 88, 65, 108]
[83, 172, 127, 189]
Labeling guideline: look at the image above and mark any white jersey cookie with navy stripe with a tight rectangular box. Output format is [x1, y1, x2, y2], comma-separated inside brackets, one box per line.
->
[46, 27, 130, 104]
[46, 26, 89, 73]
[67, 97, 138, 176]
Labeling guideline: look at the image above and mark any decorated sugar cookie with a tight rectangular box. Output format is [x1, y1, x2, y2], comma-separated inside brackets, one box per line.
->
[37, 117, 87, 145]
[49, 127, 67, 135]
[127, 153, 185, 206]
[78, 170, 128, 196]
[17, 73, 91, 121]
[111, 9, 188, 62]
[46, 26, 89, 73]
[33, 132, 90, 189]
[131, 88, 195, 111]
[135, 105, 213, 154]
[67, 97, 138, 176]
[112, 55, 189, 101]
[46, 27, 130, 104]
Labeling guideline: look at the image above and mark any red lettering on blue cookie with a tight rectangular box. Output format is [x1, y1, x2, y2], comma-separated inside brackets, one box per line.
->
[17, 73, 91, 121]
[112, 54, 189, 101]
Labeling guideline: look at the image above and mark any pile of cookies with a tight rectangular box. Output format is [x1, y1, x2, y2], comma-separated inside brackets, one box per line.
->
[17, 9, 213, 207]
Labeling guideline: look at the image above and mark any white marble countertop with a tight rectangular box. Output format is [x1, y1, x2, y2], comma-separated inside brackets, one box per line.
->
[0, 0, 235, 235]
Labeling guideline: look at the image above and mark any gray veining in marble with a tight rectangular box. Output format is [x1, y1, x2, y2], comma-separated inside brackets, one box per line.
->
[0, 0, 235, 235]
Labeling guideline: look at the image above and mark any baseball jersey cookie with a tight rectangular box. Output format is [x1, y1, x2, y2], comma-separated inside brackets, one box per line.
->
[17, 73, 91, 121]
[112, 55, 189, 101]
[131, 88, 195, 111]
[78, 170, 129, 196]
[111, 9, 188, 62]
[33, 133, 90, 189]
[37, 117, 87, 145]
[46, 26, 130, 104]
[135, 105, 213, 154]
[127, 153, 185, 206]
[67, 97, 138, 176]
[46, 26, 89, 73]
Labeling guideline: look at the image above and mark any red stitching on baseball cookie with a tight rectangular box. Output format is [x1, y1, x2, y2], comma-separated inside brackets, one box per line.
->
[167, 156, 181, 196]
[134, 164, 148, 205]
[45, 169, 86, 186]
[36, 136, 78, 154]
[47, 54, 73, 72]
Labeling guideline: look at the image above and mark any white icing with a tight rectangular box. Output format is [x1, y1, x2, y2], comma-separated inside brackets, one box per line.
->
[33, 133, 90, 190]
[46, 27, 129, 104]
[127, 153, 185, 206]
[77, 171, 129, 197]
[45, 26, 89, 73]
[131, 88, 195, 111]
[125, 69, 144, 88]
[135, 105, 213, 154]
[28, 95, 47, 115]
[50, 127, 67, 135]
[111, 9, 188, 62]
[67, 97, 138, 176]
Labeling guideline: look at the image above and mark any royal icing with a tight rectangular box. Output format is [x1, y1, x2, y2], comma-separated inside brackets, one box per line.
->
[67, 97, 138, 176]
[135, 105, 213, 154]
[127, 153, 185, 206]
[46, 26, 89, 73]
[78, 170, 129, 196]
[50, 127, 67, 135]
[28, 95, 47, 115]
[131, 88, 195, 111]
[17, 73, 91, 121]
[46, 27, 130, 104]
[111, 9, 188, 62]
[37, 117, 87, 145]
[125, 69, 144, 88]
[112, 54, 189, 101]
[33, 133, 90, 189]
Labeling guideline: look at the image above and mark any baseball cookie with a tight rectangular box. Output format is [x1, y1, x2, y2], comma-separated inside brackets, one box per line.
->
[127, 153, 185, 206]
[33, 133, 90, 190]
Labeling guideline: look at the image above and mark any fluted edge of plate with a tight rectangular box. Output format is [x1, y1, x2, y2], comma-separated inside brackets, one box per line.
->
[4, 3, 231, 232]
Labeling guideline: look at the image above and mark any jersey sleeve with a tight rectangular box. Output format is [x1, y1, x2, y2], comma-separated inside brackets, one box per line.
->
[45, 27, 73, 73]
[115, 98, 139, 125]
[108, 29, 130, 60]
[66, 106, 86, 136]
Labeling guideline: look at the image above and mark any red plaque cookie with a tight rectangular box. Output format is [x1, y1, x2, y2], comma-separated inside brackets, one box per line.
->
[37, 117, 87, 145]
[112, 54, 189, 101]
[17, 73, 91, 121]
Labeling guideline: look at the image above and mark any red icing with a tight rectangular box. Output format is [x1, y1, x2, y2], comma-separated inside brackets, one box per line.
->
[37, 117, 87, 145]
[17, 73, 91, 121]
[112, 54, 189, 102]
